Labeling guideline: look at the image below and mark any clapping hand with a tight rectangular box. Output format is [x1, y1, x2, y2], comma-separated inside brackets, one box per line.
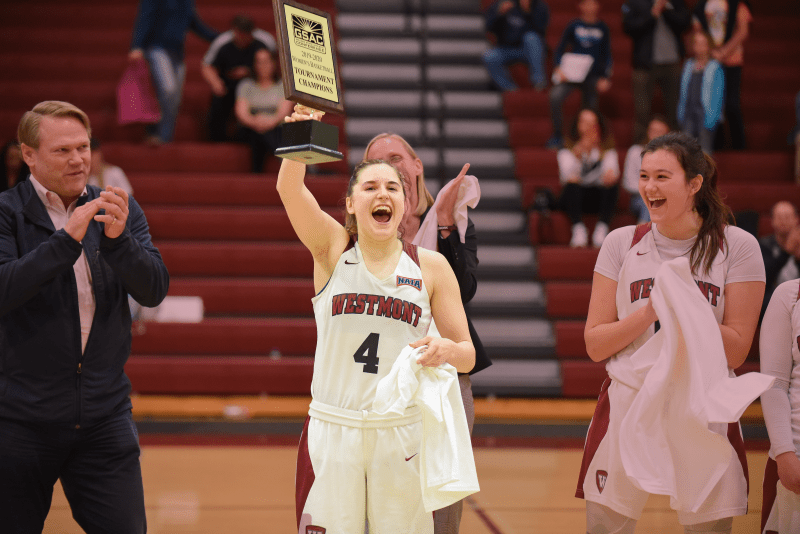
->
[435, 163, 470, 228]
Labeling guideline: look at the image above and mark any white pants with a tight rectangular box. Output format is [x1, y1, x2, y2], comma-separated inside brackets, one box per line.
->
[296, 400, 432, 534]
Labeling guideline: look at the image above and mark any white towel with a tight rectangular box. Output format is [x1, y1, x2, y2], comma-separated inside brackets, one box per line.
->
[763, 481, 800, 533]
[619, 258, 774, 513]
[412, 174, 480, 252]
[372, 345, 480, 512]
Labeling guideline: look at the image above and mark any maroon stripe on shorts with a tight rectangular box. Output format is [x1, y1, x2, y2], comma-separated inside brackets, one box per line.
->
[727, 422, 749, 498]
[761, 457, 779, 534]
[576, 376, 612, 499]
[296, 416, 315, 529]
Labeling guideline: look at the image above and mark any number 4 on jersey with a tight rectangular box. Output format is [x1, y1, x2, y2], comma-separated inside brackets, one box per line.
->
[353, 333, 380, 374]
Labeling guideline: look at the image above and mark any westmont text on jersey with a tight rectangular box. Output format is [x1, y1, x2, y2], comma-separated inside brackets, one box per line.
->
[331, 293, 424, 327]
[630, 278, 721, 306]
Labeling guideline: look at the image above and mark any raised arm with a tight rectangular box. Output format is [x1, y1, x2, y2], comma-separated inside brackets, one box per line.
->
[276, 108, 349, 278]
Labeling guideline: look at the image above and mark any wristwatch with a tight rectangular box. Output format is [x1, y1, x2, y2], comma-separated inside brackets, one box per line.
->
[438, 224, 457, 235]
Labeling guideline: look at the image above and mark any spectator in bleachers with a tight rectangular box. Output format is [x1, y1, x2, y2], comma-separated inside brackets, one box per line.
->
[547, 0, 613, 150]
[482, 0, 550, 92]
[202, 15, 270, 142]
[235, 49, 293, 173]
[129, 0, 219, 145]
[558, 108, 620, 248]
[677, 30, 724, 154]
[622, 115, 670, 224]
[621, 0, 691, 144]
[364, 133, 491, 534]
[88, 138, 133, 196]
[692, 0, 752, 151]
[760, 201, 800, 315]
[0, 140, 29, 193]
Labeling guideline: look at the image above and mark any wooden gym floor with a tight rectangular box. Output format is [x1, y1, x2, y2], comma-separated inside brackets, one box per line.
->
[42, 397, 770, 533]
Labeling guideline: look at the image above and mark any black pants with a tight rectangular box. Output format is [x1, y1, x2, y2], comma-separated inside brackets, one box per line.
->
[560, 182, 619, 226]
[208, 87, 238, 142]
[719, 66, 746, 150]
[0, 411, 146, 533]
[241, 126, 282, 173]
[631, 63, 682, 144]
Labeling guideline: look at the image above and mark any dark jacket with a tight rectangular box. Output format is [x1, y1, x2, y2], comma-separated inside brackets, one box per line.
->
[420, 208, 491, 375]
[622, 0, 691, 70]
[554, 19, 613, 79]
[130, 0, 218, 57]
[485, 0, 550, 47]
[0, 180, 169, 426]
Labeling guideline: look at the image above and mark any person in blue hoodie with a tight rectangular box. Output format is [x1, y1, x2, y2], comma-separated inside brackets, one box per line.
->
[129, 0, 219, 144]
[547, 0, 613, 149]
[677, 30, 724, 154]
[482, 0, 550, 91]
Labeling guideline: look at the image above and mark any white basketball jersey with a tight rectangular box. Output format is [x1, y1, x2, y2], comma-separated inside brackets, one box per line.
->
[310, 240, 433, 411]
[608, 225, 729, 387]
[786, 281, 800, 459]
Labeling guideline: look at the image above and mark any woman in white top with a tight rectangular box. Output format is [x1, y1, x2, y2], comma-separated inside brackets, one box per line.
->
[759, 279, 800, 533]
[235, 48, 293, 173]
[622, 116, 670, 224]
[558, 107, 620, 248]
[279, 106, 475, 534]
[578, 131, 765, 533]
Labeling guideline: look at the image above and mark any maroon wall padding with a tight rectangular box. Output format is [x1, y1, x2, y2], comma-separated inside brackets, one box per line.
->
[155, 242, 313, 277]
[546, 282, 592, 319]
[560, 360, 608, 399]
[132, 318, 317, 356]
[126, 355, 314, 395]
[168, 278, 316, 316]
[132, 175, 348, 207]
[555, 320, 588, 359]
[715, 153, 796, 184]
[537, 247, 599, 281]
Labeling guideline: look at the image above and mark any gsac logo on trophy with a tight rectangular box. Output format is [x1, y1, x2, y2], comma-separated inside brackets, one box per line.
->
[272, 0, 344, 164]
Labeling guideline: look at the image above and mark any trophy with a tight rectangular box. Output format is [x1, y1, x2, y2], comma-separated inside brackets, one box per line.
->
[272, 0, 344, 164]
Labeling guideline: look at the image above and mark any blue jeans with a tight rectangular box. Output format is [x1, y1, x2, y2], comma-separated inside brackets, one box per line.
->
[145, 47, 186, 142]
[482, 31, 546, 90]
[0, 410, 146, 533]
[681, 113, 716, 155]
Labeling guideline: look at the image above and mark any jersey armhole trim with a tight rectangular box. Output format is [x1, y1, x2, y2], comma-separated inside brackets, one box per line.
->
[630, 222, 652, 249]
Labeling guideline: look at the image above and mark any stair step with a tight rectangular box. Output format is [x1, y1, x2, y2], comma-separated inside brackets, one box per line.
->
[131, 318, 317, 356]
[346, 118, 508, 147]
[337, 13, 484, 38]
[126, 355, 314, 395]
[470, 360, 561, 397]
[472, 318, 554, 357]
[168, 278, 315, 316]
[143, 206, 341, 241]
[336, 0, 480, 14]
[132, 173, 349, 207]
[344, 90, 503, 118]
[349, 147, 514, 179]
[338, 37, 486, 63]
[155, 241, 313, 277]
[342, 64, 490, 90]
[470, 211, 526, 233]
[470, 280, 545, 314]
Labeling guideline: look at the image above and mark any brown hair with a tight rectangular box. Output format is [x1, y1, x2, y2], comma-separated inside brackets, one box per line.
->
[344, 159, 405, 238]
[564, 107, 615, 151]
[363, 133, 435, 217]
[18, 101, 91, 149]
[642, 131, 732, 275]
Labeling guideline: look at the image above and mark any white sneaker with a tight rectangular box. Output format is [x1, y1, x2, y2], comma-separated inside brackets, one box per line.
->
[592, 222, 609, 248]
[570, 223, 588, 248]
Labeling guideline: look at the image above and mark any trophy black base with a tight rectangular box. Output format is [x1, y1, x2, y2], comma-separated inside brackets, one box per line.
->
[275, 120, 343, 164]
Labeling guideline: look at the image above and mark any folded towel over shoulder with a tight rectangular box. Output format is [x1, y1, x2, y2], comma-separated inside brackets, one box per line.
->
[372, 345, 479, 512]
[619, 258, 774, 513]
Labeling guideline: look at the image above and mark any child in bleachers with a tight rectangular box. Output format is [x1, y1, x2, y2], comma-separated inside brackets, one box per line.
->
[677, 31, 724, 154]
[558, 108, 619, 248]
[622, 116, 670, 224]
[547, 0, 612, 149]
